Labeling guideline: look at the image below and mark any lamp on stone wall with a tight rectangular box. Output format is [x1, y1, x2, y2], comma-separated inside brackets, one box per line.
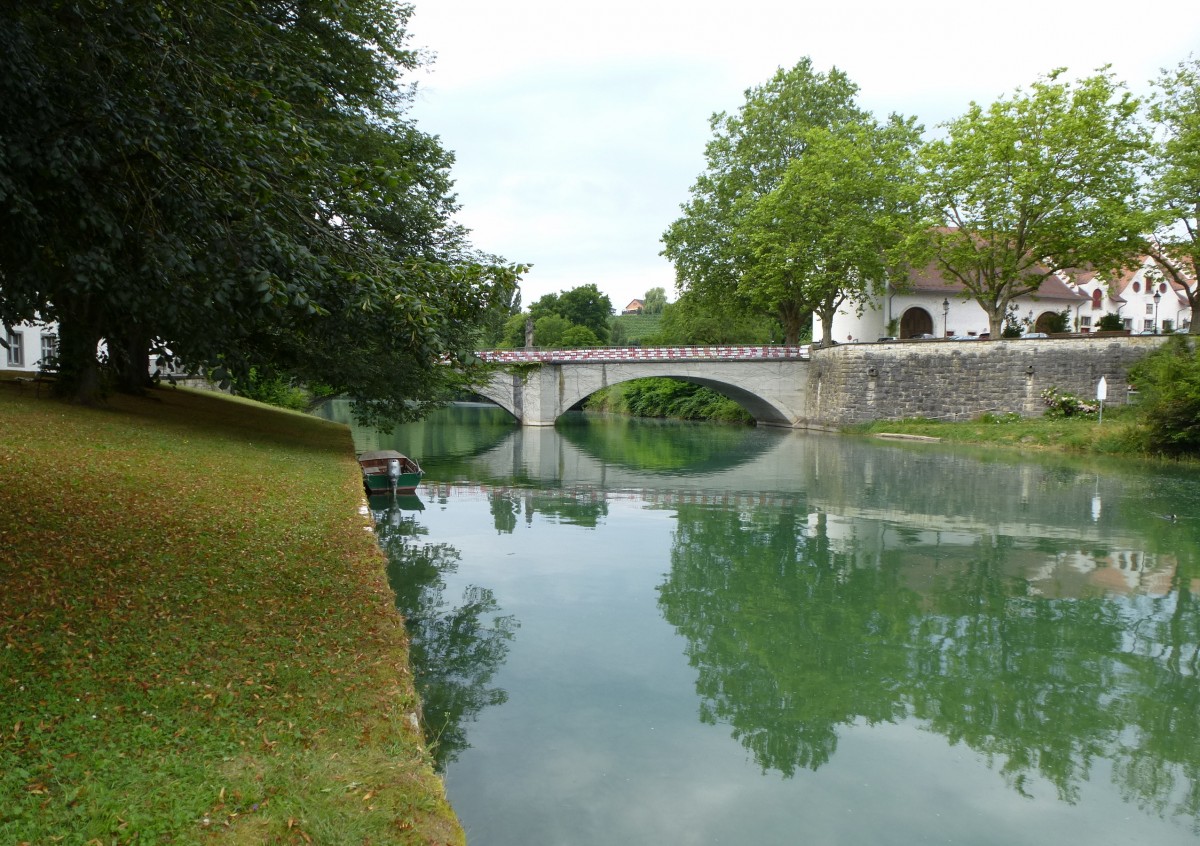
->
[1153, 291, 1162, 334]
[942, 298, 949, 337]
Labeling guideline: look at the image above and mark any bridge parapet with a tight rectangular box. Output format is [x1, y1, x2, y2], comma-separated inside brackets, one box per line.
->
[477, 345, 810, 364]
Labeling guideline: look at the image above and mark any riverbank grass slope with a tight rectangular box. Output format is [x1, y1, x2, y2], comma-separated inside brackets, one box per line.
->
[0, 381, 461, 845]
[846, 407, 1144, 454]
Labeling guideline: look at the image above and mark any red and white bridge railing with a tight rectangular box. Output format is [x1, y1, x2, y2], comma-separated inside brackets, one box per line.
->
[476, 345, 810, 364]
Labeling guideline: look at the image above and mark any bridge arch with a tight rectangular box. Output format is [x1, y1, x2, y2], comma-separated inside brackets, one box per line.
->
[475, 350, 810, 427]
[477, 371, 798, 426]
[473, 376, 522, 421]
[660, 375, 796, 426]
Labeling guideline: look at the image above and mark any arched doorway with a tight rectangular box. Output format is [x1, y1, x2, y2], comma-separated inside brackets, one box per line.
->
[899, 307, 934, 338]
[1033, 311, 1058, 333]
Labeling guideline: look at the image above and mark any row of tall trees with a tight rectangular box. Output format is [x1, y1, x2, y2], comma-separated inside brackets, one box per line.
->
[498, 281, 778, 349]
[0, 2, 523, 424]
[663, 56, 1200, 343]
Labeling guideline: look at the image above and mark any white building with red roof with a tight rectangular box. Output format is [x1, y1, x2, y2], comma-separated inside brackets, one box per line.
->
[816, 255, 1195, 342]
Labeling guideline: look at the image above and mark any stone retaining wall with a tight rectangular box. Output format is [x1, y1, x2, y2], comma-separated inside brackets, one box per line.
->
[805, 336, 1166, 426]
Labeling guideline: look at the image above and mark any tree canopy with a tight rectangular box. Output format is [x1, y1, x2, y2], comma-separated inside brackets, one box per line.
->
[915, 68, 1150, 337]
[505, 283, 613, 347]
[743, 118, 921, 345]
[1144, 56, 1200, 334]
[642, 287, 667, 315]
[0, 1, 523, 422]
[662, 58, 918, 344]
[649, 291, 779, 345]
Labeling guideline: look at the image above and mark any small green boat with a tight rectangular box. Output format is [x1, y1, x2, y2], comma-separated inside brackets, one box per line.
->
[358, 449, 423, 496]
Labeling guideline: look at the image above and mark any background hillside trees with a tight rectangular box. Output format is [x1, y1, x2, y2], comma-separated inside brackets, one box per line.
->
[915, 69, 1150, 338]
[649, 291, 778, 345]
[503, 284, 613, 347]
[0, 2, 522, 422]
[642, 287, 668, 315]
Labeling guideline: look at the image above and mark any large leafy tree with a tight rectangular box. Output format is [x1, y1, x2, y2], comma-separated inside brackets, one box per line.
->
[662, 58, 914, 344]
[1144, 56, 1200, 333]
[0, 2, 521, 420]
[742, 118, 922, 346]
[916, 68, 1150, 337]
[523, 283, 613, 345]
[554, 283, 613, 341]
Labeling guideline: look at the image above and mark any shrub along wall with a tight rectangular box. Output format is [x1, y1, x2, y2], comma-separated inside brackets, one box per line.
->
[806, 336, 1165, 426]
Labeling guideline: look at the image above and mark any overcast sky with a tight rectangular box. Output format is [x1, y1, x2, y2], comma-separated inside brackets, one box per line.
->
[405, 0, 1200, 311]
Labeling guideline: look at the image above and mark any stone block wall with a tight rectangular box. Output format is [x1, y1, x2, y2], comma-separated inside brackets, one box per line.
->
[805, 336, 1165, 427]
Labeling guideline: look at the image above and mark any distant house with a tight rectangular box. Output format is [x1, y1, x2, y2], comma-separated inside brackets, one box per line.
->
[816, 255, 1195, 341]
[621, 299, 645, 315]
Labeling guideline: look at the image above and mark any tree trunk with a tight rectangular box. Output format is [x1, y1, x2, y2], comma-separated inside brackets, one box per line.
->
[778, 301, 805, 346]
[986, 303, 1005, 338]
[53, 295, 104, 405]
[816, 305, 835, 347]
[109, 324, 153, 394]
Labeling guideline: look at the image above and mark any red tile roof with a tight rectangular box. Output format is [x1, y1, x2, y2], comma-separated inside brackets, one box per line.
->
[906, 262, 1086, 300]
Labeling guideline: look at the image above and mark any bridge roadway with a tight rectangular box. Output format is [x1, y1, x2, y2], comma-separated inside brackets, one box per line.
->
[474, 345, 811, 427]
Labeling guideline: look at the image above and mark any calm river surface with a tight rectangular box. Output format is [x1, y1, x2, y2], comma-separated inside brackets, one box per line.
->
[322, 402, 1200, 845]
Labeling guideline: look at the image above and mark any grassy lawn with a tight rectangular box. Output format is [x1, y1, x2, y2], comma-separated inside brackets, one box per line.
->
[846, 406, 1147, 455]
[0, 379, 461, 845]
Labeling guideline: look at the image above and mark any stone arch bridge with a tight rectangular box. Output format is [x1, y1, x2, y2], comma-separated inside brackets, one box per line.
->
[474, 346, 811, 427]
[474, 336, 1161, 428]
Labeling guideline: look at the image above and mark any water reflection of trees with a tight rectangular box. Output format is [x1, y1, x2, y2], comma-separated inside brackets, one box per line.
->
[371, 498, 518, 769]
[320, 400, 518, 465]
[487, 488, 609, 532]
[658, 503, 1200, 825]
[557, 413, 773, 474]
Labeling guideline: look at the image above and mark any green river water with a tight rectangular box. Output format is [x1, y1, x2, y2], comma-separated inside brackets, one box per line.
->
[321, 402, 1200, 845]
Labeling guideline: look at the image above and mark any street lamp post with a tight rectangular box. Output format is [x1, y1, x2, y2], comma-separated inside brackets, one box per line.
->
[1153, 291, 1162, 334]
[942, 298, 949, 337]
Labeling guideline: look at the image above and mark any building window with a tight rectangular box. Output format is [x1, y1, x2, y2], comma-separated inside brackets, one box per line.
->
[1080, 315, 1092, 328]
[1144, 319, 1155, 332]
[1164, 320, 1175, 333]
[1146, 303, 1154, 316]
[5, 330, 22, 367]
[40, 334, 58, 366]
[1123, 318, 1133, 330]
[1133, 280, 1141, 293]
[1091, 289, 1102, 309]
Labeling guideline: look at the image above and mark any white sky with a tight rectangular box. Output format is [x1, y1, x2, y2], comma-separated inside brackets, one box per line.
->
[405, 0, 1200, 311]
